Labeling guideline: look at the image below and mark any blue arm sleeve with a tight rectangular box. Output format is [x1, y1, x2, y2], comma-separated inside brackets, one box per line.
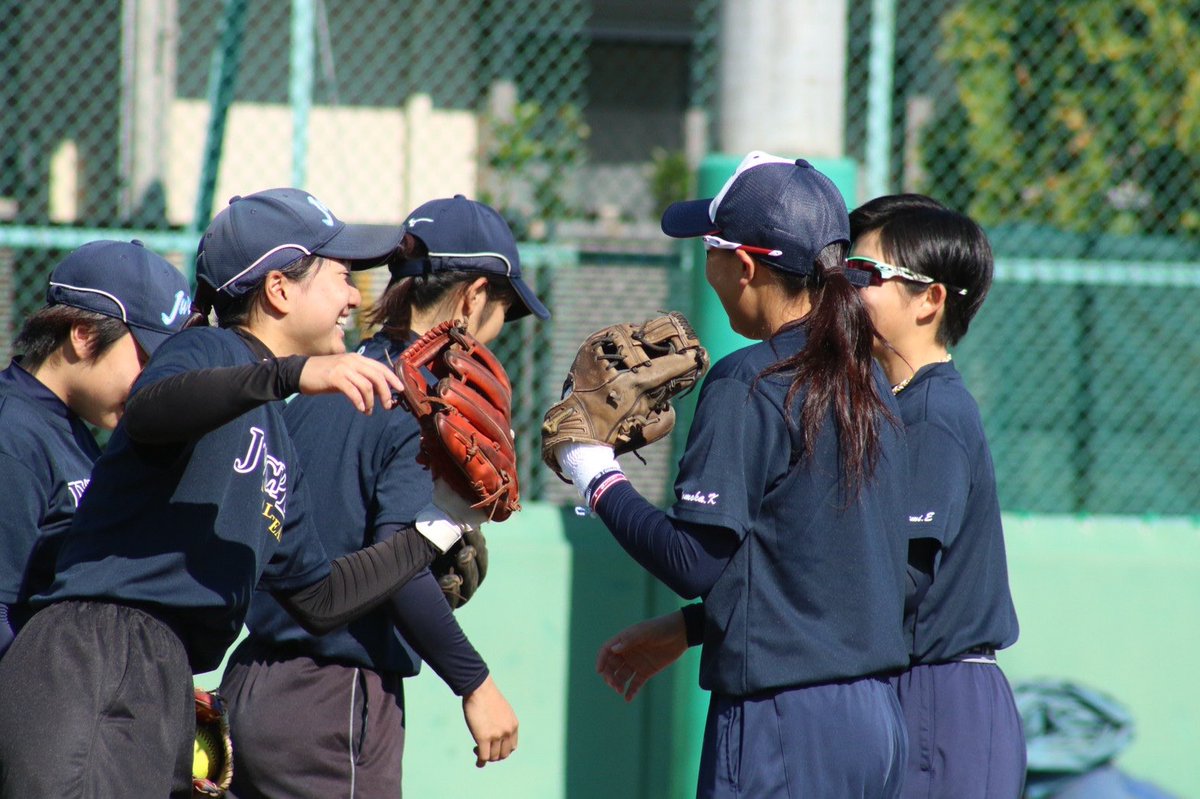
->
[386, 564, 489, 697]
[0, 603, 15, 658]
[593, 480, 738, 599]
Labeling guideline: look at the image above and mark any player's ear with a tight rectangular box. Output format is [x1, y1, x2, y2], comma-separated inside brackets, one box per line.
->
[66, 321, 97, 362]
[916, 282, 947, 325]
[458, 276, 490, 323]
[734, 250, 757, 287]
[260, 270, 292, 316]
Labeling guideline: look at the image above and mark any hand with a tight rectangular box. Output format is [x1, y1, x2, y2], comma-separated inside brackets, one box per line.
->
[462, 675, 518, 767]
[596, 610, 688, 702]
[298, 353, 403, 414]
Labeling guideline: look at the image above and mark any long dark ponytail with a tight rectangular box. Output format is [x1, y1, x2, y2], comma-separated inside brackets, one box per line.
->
[758, 241, 897, 491]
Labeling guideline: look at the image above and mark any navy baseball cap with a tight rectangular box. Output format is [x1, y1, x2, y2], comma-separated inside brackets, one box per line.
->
[390, 195, 550, 321]
[661, 151, 852, 278]
[197, 188, 404, 297]
[46, 240, 192, 356]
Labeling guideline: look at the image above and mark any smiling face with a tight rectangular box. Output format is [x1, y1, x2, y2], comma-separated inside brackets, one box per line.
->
[284, 258, 362, 355]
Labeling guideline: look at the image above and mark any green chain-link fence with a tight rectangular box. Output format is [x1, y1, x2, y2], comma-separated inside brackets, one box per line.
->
[2, 0, 1197, 514]
[845, 0, 1200, 515]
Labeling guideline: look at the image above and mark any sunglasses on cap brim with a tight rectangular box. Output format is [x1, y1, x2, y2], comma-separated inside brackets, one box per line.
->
[701, 234, 782, 258]
[845, 256, 968, 296]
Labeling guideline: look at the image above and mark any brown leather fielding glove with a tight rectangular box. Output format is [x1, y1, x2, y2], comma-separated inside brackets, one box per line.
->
[541, 311, 708, 481]
[396, 320, 520, 522]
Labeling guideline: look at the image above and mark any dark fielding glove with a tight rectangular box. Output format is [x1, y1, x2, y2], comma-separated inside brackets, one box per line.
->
[192, 687, 233, 798]
[432, 527, 490, 609]
[541, 311, 709, 481]
[397, 320, 520, 522]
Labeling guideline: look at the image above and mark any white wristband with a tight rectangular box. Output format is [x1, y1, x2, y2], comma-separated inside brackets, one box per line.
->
[555, 442, 622, 500]
[414, 506, 465, 553]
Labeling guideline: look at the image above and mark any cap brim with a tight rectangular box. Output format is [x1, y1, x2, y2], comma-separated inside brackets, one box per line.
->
[315, 223, 405, 270]
[660, 198, 718, 239]
[128, 325, 172, 357]
[508, 275, 551, 321]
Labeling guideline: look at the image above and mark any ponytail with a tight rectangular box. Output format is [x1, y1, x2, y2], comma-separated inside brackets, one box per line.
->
[184, 280, 217, 329]
[363, 233, 521, 341]
[758, 242, 897, 492]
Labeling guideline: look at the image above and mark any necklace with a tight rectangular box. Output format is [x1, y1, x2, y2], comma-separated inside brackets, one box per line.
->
[892, 353, 952, 395]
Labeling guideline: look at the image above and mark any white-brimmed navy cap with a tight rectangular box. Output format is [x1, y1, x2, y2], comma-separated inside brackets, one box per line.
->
[390, 195, 550, 321]
[661, 151, 852, 278]
[196, 188, 404, 297]
[46, 240, 192, 355]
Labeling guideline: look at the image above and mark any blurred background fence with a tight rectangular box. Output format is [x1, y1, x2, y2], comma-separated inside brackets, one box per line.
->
[6, 2, 1200, 797]
[1, 0, 1197, 512]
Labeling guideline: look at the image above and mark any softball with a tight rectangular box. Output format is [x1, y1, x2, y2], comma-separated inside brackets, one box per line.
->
[192, 728, 221, 780]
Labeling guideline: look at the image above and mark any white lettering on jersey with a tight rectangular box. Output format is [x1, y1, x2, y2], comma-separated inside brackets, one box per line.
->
[67, 479, 90, 507]
[681, 490, 720, 506]
[233, 427, 267, 473]
[909, 511, 936, 523]
[234, 426, 289, 540]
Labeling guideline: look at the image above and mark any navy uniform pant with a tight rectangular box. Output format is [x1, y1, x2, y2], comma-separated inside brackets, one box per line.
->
[888, 659, 1026, 799]
[0, 601, 195, 799]
[220, 647, 406, 799]
[698, 676, 908, 798]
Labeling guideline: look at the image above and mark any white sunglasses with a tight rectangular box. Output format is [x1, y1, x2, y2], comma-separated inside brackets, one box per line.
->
[845, 256, 968, 296]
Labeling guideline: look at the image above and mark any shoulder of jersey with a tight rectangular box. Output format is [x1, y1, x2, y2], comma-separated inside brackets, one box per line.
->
[156, 325, 239, 357]
[706, 338, 782, 383]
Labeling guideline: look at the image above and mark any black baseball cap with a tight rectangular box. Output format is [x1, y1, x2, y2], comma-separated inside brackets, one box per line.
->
[46, 240, 192, 355]
[661, 151, 853, 279]
[196, 188, 404, 297]
[390, 195, 550, 321]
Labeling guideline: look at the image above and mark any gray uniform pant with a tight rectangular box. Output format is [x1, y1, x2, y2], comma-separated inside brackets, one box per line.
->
[220, 646, 406, 799]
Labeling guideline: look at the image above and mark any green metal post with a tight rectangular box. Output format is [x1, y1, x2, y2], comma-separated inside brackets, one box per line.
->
[193, 0, 248, 238]
[290, 0, 315, 188]
[865, 0, 897, 200]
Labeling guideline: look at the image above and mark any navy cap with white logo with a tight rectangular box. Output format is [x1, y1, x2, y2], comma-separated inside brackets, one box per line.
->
[661, 151, 854, 280]
[46, 240, 192, 356]
[391, 195, 550, 321]
[196, 188, 405, 297]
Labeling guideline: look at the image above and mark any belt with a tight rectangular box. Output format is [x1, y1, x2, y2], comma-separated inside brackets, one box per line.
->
[953, 646, 997, 664]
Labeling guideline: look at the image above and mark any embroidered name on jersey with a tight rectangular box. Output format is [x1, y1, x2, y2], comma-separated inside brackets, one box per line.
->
[234, 426, 289, 540]
[682, 490, 720, 506]
[909, 511, 936, 523]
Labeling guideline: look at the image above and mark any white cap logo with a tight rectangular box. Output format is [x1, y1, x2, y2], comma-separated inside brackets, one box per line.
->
[306, 194, 336, 227]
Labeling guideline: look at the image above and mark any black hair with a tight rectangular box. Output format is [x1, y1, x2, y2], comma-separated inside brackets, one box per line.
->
[364, 233, 520, 340]
[756, 242, 898, 492]
[14, 306, 131, 370]
[851, 197, 993, 346]
[185, 254, 325, 329]
[849, 193, 947, 239]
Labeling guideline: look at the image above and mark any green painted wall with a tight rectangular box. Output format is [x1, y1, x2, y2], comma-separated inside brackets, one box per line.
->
[392, 508, 1200, 798]
[197, 508, 1200, 797]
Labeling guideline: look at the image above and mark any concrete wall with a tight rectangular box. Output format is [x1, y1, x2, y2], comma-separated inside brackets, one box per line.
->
[166, 97, 479, 226]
